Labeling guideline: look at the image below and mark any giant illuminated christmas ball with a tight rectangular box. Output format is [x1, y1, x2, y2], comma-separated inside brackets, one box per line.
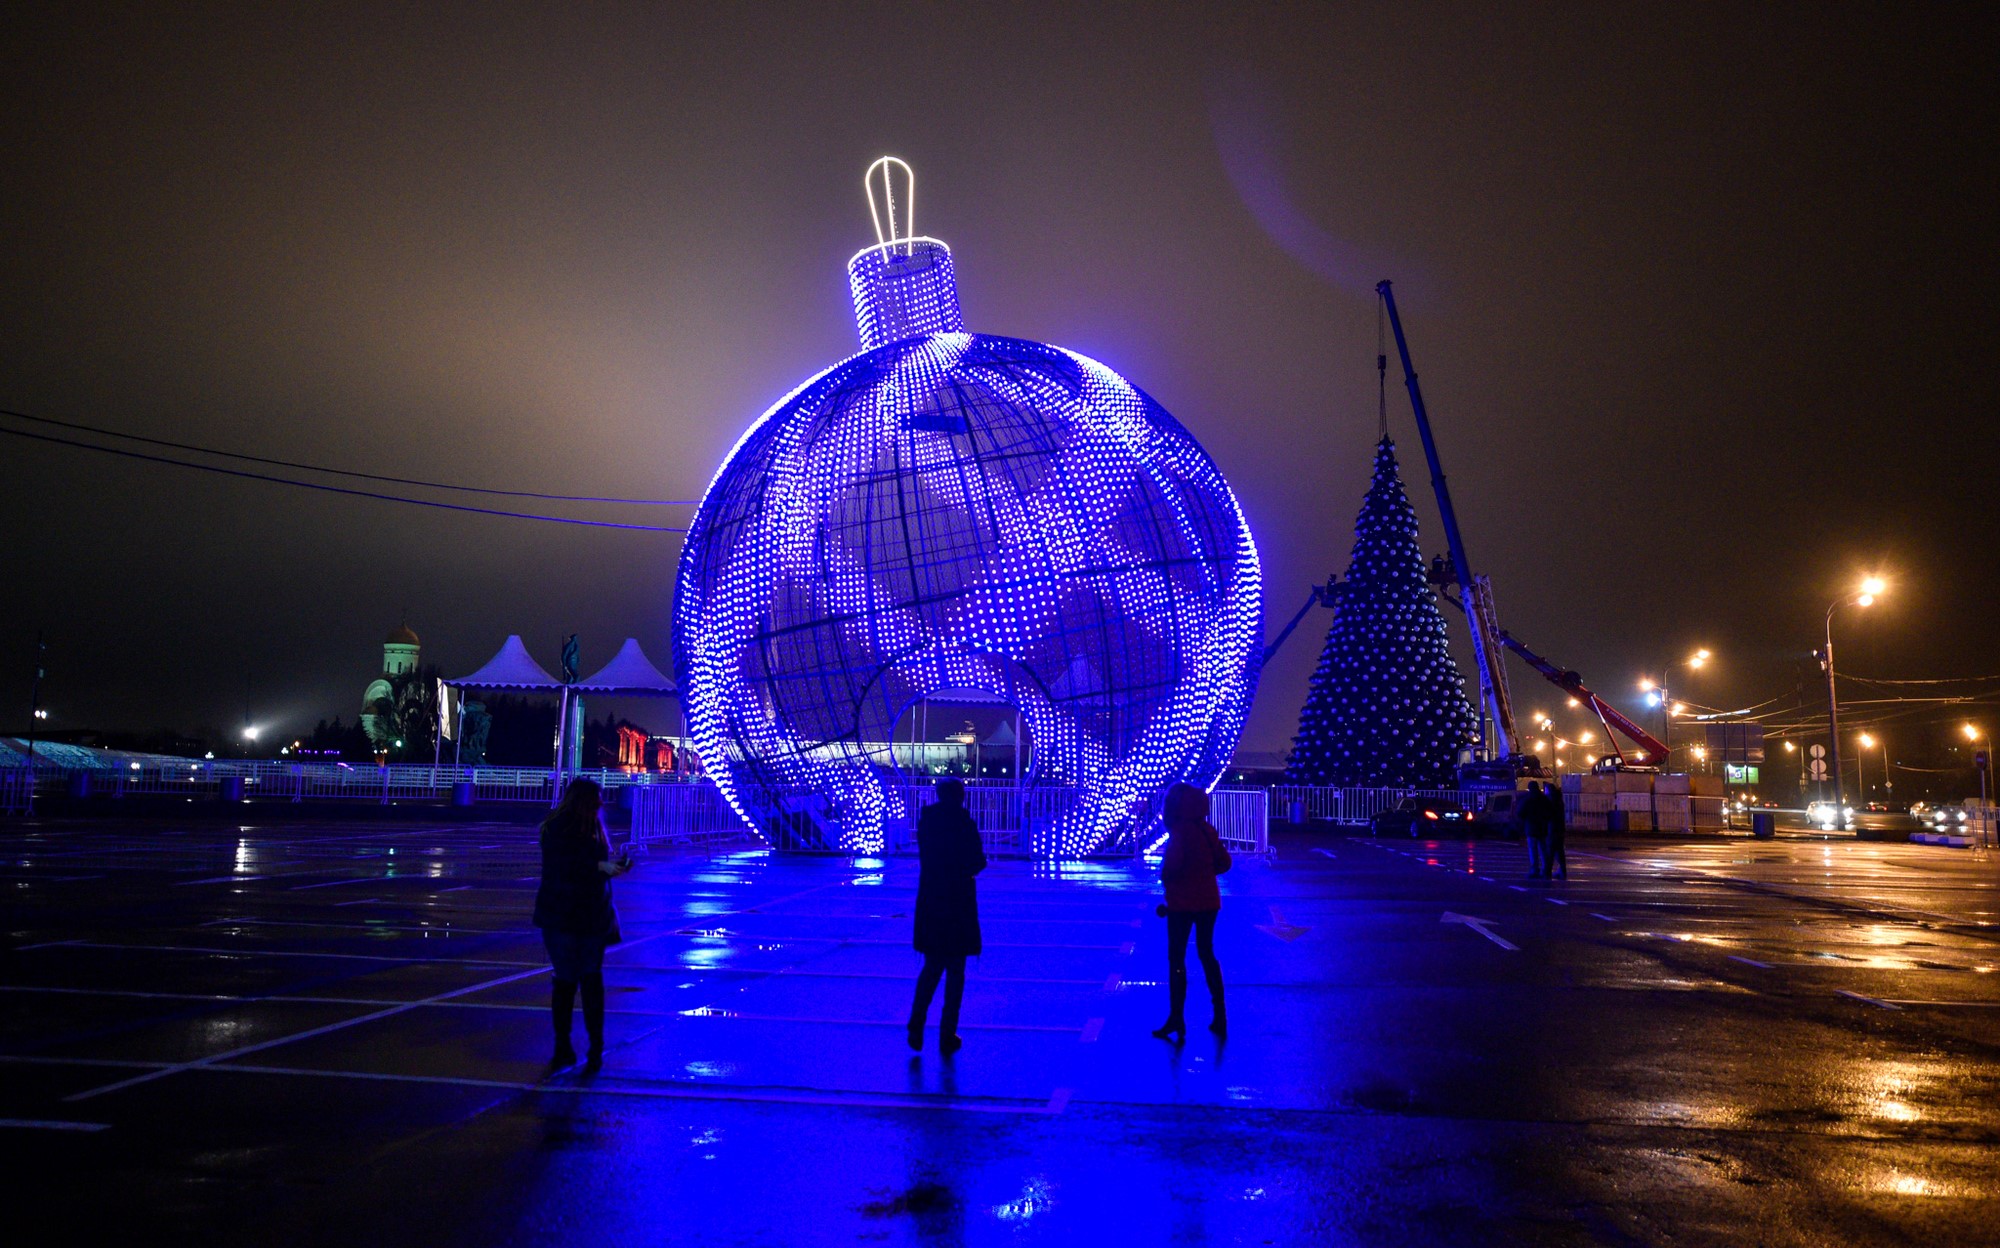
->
[674, 160, 1261, 856]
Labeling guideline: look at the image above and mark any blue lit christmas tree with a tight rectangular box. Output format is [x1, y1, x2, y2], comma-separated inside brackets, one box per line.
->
[1287, 437, 1478, 786]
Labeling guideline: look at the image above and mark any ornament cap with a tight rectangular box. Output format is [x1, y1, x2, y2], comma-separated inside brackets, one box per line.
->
[848, 156, 964, 348]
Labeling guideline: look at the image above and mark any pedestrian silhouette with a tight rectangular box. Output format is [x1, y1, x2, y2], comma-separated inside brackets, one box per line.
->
[1520, 781, 1553, 879]
[907, 779, 986, 1055]
[1547, 780, 1570, 879]
[532, 778, 631, 1073]
[1153, 783, 1232, 1043]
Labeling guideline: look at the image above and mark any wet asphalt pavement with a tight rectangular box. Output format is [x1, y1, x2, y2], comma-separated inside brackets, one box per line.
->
[3, 818, 1997, 1246]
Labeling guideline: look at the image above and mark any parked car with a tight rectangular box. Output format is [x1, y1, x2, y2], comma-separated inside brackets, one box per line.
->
[1371, 797, 1466, 837]
[1470, 789, 1527, 839]
[1805, 800, 1854, 830]
[1926, 804, 1972, 830]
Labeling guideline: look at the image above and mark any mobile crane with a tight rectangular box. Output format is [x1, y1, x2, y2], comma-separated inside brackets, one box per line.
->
[1378, 280, 1667, 778]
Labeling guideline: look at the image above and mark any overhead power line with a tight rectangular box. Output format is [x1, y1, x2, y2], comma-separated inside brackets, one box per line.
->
[0, 407, 696, 506]
[0, 424, 684, 532]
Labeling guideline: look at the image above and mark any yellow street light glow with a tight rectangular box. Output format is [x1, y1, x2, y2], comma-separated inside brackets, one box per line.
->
[1860, 575, 1887, 597]
[1695, 648, 1712, 661]
[1638, 678, 1656, 692]
[1567, 697, 1580, 708]
[1784, 741, 1797, 753]
[1671, 702, 1687, 716]
[1966, 723, 1982, 742]
[1579, 731, 1593, 743]
[1859, 733, 1876, 749]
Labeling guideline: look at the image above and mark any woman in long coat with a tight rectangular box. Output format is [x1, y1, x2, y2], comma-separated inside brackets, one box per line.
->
[1154, 782, 1232, 1043]
[906, 779, 986, 1055]
[532, 778, 631, 1072]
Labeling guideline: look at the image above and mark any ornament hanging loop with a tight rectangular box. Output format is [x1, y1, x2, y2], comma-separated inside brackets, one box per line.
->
[864, 156, 917, 256]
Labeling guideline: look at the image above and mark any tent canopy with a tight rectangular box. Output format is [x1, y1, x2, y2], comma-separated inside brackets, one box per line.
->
[446, 635, 561, 691]
[574, 638, 677, 696]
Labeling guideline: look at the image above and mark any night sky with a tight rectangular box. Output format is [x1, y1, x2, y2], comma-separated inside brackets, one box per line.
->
[2, 4, 1994, 756]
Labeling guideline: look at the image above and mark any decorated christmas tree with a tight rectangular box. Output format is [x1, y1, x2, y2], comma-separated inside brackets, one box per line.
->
[1287, 437, 1478, 786]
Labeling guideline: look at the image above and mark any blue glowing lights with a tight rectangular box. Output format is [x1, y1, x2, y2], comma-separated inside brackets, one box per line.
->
[673, 162, 1261, 857]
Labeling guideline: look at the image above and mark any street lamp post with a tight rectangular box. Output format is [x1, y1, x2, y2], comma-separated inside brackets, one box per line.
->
[1856, 732, 1875, 806]
[1641, 649, 1710, 772]
[1823, 578, 1885, 809]
[23, 632, 46, 816]
[1966, 723, 1993, 845]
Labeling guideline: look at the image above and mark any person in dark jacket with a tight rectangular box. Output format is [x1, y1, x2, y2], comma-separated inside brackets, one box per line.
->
[1520, 781, 1554, 879]
[906, 779, 986, 1055]
[532, 778, 630, 1072]
[1153, 782, 1232, 1043]
[1546, 781, 1569, 880]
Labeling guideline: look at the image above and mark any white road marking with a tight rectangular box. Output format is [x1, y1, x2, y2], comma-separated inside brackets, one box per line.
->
[1079, 1018, 1104, 1043]
[1440, 912, 1518, 951]
[65, 965, 552, 1102]
[0, 1118, 110, 1132]
[1836, 989, 1903, 1010]
[1727, 955, 1774, 969]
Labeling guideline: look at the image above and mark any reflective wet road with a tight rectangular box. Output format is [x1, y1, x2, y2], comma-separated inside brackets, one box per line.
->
[4, 819, 1997, 1245]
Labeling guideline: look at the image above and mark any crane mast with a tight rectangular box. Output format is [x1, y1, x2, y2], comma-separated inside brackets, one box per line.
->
[1377, 280, 1515, 759]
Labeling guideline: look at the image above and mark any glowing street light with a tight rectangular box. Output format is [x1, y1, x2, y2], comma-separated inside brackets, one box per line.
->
[1641, 649, 1715, 771]
[1824, 575, 1887, 808]
[1856, 731, 1882, 805]
[1967, 722, 1992, 818]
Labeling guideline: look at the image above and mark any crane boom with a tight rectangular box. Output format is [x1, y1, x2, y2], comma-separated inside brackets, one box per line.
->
[1431, 584, 1669, 766]
[1489, 629, 1671, 767]
[1378, 280, 1514, 757]
[1261, 576, 1339, 666]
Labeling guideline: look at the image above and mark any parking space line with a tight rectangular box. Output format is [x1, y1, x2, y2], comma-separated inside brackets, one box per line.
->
[1835, 989, 1903, 1010]
[290, 875, 401, 891]
[64, 965, 552, 1103]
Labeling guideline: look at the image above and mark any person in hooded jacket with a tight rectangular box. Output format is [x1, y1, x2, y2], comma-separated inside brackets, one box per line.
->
[906, 779, 986, 1055]
[1519, 781, 1554, 879]
[532, 778, 630, 1072]
[1153, 782, 1232, 1043]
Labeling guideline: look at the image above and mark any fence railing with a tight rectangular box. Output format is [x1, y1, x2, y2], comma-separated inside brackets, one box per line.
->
[628, 780, 1269, 859]
[1268, 785, 1490, 827]
[0, 759, 690, 807]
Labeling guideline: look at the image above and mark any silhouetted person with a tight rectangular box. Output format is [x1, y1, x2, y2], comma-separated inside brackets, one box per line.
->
[532, 778, 630, 1073]
[1520, 781, 1553, 879]
[1547, 781, 1569, 879]
[1153, 783, 1232, 1043]
[907, 779, 986, 1055]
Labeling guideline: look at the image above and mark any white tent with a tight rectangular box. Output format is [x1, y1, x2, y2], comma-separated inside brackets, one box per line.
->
[445, 636, 681, 785]
[574, 638, 677, 695]
[446, 635, 562, 691]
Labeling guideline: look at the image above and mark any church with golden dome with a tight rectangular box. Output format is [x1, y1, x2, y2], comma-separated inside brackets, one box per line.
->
[359, 621, 421, 751]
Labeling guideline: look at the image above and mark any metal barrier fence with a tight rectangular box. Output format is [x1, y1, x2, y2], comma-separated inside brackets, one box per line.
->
[1, 768, 28, 815]
[0, 759, 686, 807]
[628, 782, 756, 850]
[628, 780, 1269, 859]
[1267, 784, 1490, 827]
